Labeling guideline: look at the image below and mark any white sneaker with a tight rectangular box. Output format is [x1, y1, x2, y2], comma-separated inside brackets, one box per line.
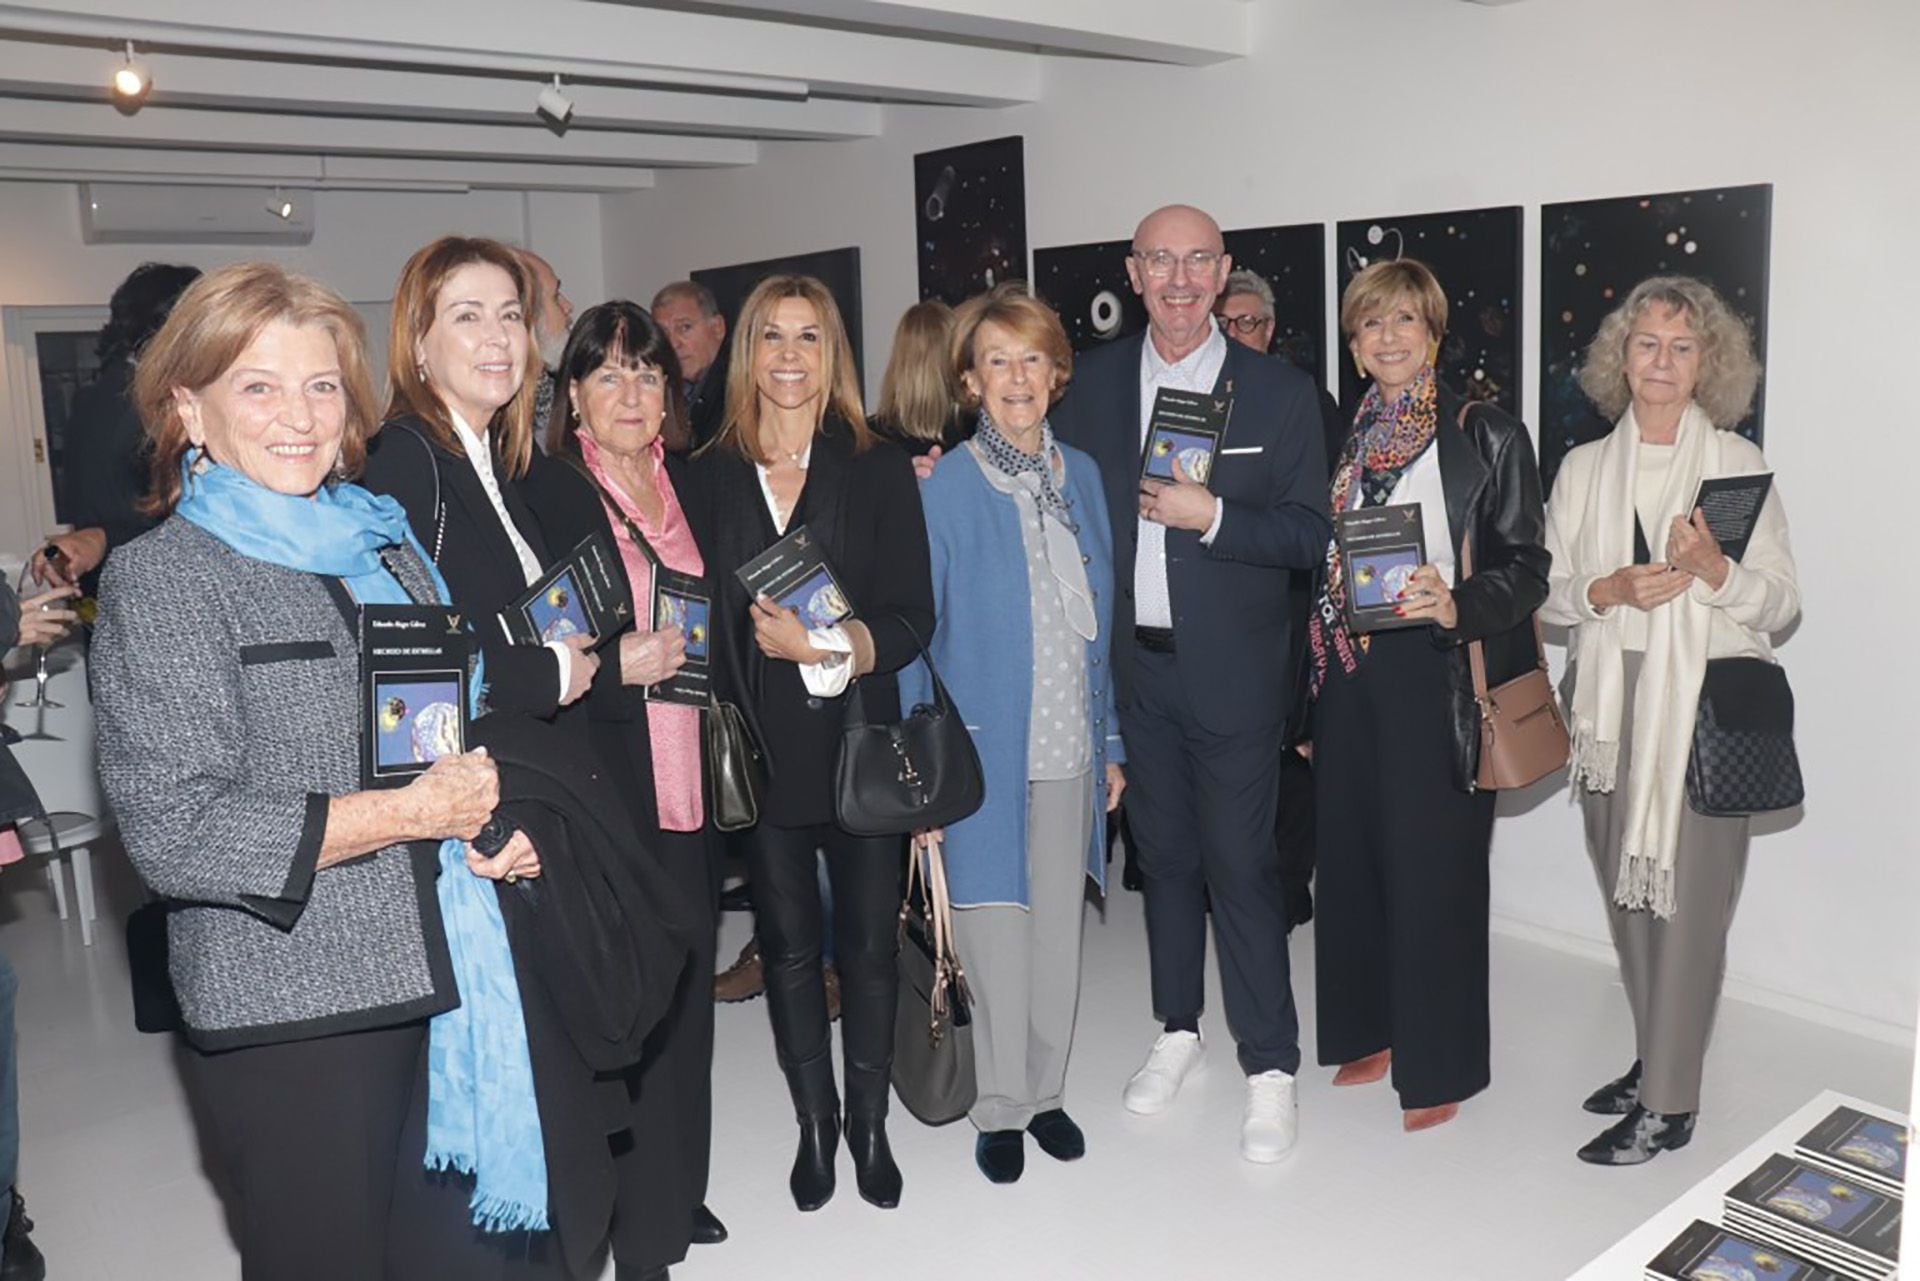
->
[1241, 1069, 1298, 1163]
[1122, 1030, 1204, 1115]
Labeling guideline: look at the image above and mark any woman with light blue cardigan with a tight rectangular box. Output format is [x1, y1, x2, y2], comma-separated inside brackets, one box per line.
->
[901, 284, 1126, 1185]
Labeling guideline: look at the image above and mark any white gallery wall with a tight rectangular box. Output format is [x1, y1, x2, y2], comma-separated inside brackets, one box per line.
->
[0, 183, 604, 554]
[602, 0, 1920, 1034]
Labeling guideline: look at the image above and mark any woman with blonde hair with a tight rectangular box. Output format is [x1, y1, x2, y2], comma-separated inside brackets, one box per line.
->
[685, 274, 933, 1213]
[1544, 275, 1799, 1166]
[1309, 257, 1549, 1132]
[870, 299, 966, 456]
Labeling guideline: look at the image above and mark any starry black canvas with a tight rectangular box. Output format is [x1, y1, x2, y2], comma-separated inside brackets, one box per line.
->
[915, 135, 1028, 306]
[1539, 183, 1773, 494]
[1336, 206, 1524, 421]
[1032, 238, 1148, 353]
[1222, 222, 1329, 391]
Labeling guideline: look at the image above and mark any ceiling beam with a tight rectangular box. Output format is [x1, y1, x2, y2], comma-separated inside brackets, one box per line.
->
[0, 0, 1044, 106]
[638, 0, 1249, 66]
[0, 98, 756, 168]
[0, 142, 658, 191]
[0, 41, 883, 140]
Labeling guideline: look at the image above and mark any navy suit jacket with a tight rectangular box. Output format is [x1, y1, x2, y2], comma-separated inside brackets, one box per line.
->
[1052, 333, 1331, 736]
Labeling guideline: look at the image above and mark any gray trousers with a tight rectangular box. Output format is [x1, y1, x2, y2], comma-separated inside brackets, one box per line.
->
[950, 772, 1094, 1132]
[1581, 651, 1750, 1114]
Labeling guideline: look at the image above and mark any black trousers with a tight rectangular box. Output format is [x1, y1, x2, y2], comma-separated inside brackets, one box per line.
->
[1312, 627, 1497, 1109]
[181, 1022, 423, 1281]
[1122, 645, 1299, 1076]
[610, 825, 719, 1272]
[743, 820, 903, 1112]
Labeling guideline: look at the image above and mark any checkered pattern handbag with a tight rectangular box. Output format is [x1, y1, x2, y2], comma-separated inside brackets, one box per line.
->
[1685, 656, 1805, 816]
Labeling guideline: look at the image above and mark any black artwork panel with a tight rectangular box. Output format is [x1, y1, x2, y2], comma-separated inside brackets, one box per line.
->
[1222, 222, 1327, 391]
[691, 246, 864, 383]
[1539, 184, 1772, 494]
[1031, 238, 1145, 354]
[915, 136, 1028, 306]
[1335, 206, 1523, 420]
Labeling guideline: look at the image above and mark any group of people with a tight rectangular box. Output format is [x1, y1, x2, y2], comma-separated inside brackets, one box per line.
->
[3, 193, 1800, 1279]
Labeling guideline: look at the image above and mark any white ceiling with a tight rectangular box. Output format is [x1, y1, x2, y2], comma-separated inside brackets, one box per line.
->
[0, 0, 1251, 195]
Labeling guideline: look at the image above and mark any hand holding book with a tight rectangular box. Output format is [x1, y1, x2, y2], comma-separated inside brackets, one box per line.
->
[1137, 455, 1217, 531]
[1666, 508, 1730, 590]
[1392, 562, 1457, 629]
[752, 594, 836, 665]
[617, 625, 687, 686]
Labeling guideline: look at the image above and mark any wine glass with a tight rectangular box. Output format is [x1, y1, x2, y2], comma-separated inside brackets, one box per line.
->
[10, 565, 64, 726]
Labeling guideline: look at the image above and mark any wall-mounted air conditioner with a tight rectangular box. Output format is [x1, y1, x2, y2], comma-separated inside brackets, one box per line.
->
[78, 183, 315, 246]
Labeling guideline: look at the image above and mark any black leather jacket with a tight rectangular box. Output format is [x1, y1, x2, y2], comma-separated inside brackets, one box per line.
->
[1426, 386, 1552, 791]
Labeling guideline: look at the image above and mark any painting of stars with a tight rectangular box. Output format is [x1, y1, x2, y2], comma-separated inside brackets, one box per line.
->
[1335, 206, 1523, 421]
[1222, 221, 1329, 391]
[915, 135, 1028, 306]
[1032, 237, 1146, 353]
[1539, 183, 1772, 493]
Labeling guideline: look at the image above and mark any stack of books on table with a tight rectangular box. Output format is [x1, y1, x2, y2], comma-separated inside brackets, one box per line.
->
[1793, 1105, 1907, 1199]
[1721, 1152, 1900, 1280]
[1643, 1218, 1847, 1280]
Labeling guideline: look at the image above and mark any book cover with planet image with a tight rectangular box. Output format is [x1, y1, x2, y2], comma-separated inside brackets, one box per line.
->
[647, 568, 713, 707]
[1333, 503, 1429, 633]
[359, 604, 473, 789]
[1725, 1153, 1900, 1274]
[1795, 1106, 1908, 1195]
[499, 531, 633, 650]
[1139, 386, 1228, 487]
[1645, 1219, 1843, 1281]
[736, 524, 855, 633]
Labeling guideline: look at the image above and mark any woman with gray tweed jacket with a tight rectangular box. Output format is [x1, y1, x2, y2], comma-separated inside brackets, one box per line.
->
[92, 263, 540, 1281]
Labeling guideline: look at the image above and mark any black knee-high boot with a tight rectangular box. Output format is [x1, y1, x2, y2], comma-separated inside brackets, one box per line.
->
[782, 1052, 839, 1212]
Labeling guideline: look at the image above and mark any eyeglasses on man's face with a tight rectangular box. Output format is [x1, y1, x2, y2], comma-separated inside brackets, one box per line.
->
[1130, 248, 1223, 280]
[1220, 313, 1274, 336]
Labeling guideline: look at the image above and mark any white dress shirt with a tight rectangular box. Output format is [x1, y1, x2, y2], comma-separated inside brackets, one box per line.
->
[753, 444, 855, 697]
[1136, 318, 1228, 629]
[450, 409, 571, 701]
[1385, 441, 1457, 588]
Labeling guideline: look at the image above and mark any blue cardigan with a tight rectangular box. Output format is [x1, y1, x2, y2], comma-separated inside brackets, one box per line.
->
[899, 441, 1124, 909]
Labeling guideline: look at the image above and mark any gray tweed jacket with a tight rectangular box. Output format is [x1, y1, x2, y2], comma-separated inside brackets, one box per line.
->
[93, 516, 457, 1050]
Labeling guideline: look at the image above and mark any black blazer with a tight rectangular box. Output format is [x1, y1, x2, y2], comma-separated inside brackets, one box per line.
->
[1051, 334, 1332, 736]
[521, 451, 710, 838]
[681, 419, 934, 828]
[362, 415, 568, 719]
[1424, 384, 1553, 791]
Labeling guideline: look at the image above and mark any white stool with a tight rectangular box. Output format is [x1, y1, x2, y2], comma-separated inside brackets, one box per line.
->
[4, 631, 111, 945]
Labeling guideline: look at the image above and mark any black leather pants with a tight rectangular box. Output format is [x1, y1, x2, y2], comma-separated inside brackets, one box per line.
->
[743, 821, 905, 1119]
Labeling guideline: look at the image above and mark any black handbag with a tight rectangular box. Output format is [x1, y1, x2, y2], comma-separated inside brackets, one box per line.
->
[706, 695, 764, 832]
[891, 833, 976, 1125]
[1686, 656, 1804, 816]
[833, 619, 984, 837]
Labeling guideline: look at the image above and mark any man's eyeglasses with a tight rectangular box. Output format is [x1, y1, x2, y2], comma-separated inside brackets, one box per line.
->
[1131, 248, 1222, 279]
[1220, 313, 1274, 336]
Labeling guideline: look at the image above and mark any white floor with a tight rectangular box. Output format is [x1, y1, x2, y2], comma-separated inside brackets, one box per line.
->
[2, 844, 1910, 1281]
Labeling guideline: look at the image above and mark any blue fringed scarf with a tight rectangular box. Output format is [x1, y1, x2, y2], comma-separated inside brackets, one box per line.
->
[175, 455, 550, 1232]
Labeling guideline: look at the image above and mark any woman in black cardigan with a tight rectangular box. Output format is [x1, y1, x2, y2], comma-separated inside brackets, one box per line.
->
[684, 274, 933, 1213]
[1309, 258, 1550, 1133]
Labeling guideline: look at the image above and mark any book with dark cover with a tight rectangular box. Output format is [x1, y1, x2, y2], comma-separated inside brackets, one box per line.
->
[1795, 1107, 1908, 1196]
[1140, 387, 1230, 486]
[1333, 502, 1429, 633]
[1645, 1218, 1845, 1281]
[646, 567, 712, 707]
[736, 524, 854, 630]
[1724, 1154, 1900, 1273]
[1691, 472, 1774, 563]
[498, 531, 633, 650]
[360, 604, 473, 789]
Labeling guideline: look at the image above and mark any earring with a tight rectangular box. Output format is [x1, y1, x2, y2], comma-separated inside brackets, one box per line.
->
[1427, 339, 1441, 366]
[1352, 352, 1367, 379]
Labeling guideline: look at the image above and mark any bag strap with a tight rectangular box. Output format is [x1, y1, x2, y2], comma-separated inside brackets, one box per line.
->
[564, 454, 665, 569]
[842, 611, 958, 729]
[393, 422, 446, 565]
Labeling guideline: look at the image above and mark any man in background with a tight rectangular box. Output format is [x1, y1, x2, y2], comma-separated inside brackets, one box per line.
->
[521, 249, 576, 451]
[651, 282, 729, 451]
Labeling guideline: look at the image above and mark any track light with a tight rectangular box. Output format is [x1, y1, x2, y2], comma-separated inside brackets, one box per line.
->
[535, 74, 573, 125]
[110, 41, 151, 106]
[266, 188, 293, 220]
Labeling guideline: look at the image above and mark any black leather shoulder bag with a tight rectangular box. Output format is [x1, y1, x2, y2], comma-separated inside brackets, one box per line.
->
[834, 618, 984, 837]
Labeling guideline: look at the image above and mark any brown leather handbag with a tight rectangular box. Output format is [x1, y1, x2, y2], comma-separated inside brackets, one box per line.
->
[1462, 532, 1569, 790]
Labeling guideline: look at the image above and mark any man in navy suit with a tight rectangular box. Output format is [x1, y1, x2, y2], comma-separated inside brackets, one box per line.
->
[1051, 205, 1330, 1163]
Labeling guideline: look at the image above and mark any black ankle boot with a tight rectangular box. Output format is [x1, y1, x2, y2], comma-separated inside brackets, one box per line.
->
[790, 1113, 840, 1211]
[844, 1112, 902, 1208]
[1581, 1060, 1643, 1115]
[1576, 1104, 1694, 1165]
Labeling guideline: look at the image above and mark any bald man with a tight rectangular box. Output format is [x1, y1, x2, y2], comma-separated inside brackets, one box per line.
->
[1051, 205, 1330, 1163]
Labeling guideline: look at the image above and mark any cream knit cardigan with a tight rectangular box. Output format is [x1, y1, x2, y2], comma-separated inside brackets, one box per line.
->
[1540, 404, 1800, 917]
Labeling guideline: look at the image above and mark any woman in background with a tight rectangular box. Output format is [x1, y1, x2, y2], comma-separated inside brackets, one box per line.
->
[1543, 275, 1799, 1166]
[868, 299, 966, 457]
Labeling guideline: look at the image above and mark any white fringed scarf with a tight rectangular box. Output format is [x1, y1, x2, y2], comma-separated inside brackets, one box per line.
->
[1567, 402, 1726, 918]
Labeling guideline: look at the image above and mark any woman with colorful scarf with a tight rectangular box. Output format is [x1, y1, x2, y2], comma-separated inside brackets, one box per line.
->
[1542, 276, 1797, 1166]
[901, 284, 1126, 1184]
[91, 263, 546, 1281]
[1308, 259, 1549, 1132]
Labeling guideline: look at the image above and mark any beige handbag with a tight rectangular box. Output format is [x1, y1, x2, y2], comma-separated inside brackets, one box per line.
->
[890, 831, 977, 1125]
[1462, 531, 1569, 790]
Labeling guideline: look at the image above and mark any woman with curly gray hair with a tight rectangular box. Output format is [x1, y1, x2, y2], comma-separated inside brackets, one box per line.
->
[1540, 275, 1800, 1166]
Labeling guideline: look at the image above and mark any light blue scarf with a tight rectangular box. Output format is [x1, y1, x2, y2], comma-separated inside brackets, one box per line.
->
[175, 455, 550, 1232]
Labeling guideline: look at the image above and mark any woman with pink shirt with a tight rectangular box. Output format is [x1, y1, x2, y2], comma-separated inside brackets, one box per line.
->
[523, 300, 723, 1281]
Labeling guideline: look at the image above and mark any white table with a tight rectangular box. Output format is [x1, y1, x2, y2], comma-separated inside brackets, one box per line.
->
[1568, 1090, 1907, 1279]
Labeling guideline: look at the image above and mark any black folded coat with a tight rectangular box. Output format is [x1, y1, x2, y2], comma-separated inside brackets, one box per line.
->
[471, 711, 703, 1074]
